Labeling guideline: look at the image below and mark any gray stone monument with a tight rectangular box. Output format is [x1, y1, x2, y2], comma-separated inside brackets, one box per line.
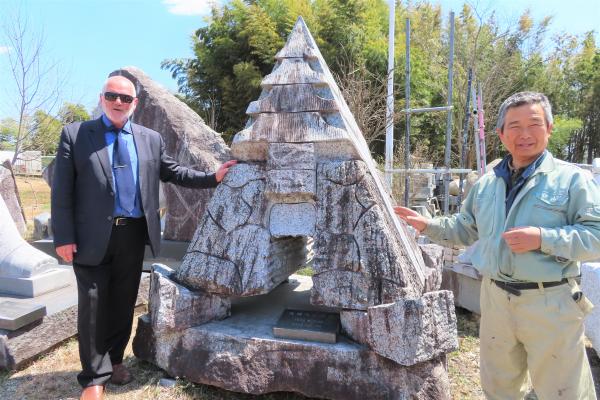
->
[0, 182, 70, 298]
[133, 17, 457, 399]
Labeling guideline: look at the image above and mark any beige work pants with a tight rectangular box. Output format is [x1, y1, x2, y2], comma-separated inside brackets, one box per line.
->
[479, 277, 596, 400]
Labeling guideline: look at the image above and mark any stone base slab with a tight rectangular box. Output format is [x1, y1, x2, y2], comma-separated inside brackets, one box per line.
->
[133, 275, 451, 399]
[0, 267, 73, 297]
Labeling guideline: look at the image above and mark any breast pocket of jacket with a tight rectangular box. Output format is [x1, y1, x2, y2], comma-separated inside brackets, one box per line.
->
[531, 189, 569, 226]
[474, 194, 495, 236]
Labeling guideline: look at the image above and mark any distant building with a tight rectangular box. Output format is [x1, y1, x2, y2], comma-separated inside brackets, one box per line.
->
[0, 150, 43, 175]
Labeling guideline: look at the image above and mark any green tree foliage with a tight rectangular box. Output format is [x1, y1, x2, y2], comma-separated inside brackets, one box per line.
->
[59, 102, 90, 125]
[0, 118, 18, 150]
[164, 0, 599, 164]
[549, 117, 582, 160]
[26, 102, 90, 155]
[29, 110, 62, 155]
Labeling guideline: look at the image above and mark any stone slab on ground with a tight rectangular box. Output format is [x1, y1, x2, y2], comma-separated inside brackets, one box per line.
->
[583, 262, 600, 356]
[0, 270, 150, 370]
[441, 263, 482, 314]
[133, 275, 451, 400]
[0, 301, 46, 331]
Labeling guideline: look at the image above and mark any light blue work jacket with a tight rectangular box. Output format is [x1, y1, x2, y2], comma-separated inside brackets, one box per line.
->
[424, 152, 600, 282]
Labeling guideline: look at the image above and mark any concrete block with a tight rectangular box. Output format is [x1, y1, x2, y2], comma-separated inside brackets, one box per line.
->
[582, 262, 600, 355]
[0, 267, 72, 297]
[269, 202, 316, 237]
[441, 263, 482, 314]
[0, 301, 46, 331]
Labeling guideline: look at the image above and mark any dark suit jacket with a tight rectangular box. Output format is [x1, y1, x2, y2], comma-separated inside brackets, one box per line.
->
[51, 117, 218, 266]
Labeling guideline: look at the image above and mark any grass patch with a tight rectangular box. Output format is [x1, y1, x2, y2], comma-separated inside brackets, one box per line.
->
[15, 176, 51, 240]
[295, 266, 313, 276]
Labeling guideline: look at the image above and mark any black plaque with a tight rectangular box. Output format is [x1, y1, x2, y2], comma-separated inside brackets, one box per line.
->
[273, 309, 340, 344]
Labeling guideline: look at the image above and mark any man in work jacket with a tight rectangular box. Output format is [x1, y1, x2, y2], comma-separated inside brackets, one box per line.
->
[395, 91, 600, 400]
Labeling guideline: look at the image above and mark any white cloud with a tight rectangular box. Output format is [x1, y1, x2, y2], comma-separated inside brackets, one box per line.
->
[0, 46, 10, 55]
[162, 0, 214, 16]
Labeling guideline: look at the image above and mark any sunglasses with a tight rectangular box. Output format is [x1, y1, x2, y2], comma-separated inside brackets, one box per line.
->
[103, 92, 135, 104]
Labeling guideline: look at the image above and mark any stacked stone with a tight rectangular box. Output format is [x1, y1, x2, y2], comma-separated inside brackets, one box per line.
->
[137, 17, 457, 399]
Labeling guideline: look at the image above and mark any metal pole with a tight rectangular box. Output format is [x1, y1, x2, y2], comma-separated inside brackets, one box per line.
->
[443, 12, 455, 214]
[472, 82, 481, 175]
[404, 17, 411, 207]
[478, 83, 487, 172]
[457, 68, 473, 208]
[384, 0, 395, 189]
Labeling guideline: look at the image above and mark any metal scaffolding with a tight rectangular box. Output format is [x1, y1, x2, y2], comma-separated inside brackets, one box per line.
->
[384, 10, 459, 214]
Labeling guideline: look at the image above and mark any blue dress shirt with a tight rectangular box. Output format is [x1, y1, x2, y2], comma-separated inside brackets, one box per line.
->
[101, 114, 143, 218]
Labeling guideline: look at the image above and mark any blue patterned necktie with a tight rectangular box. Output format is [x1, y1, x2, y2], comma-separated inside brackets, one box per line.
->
[111, 128, 136, 213]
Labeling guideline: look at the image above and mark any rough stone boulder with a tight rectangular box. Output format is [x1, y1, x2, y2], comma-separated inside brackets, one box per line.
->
[340, 291, 458, 366]
[149, 264, 230, 332]
[0, 161, 26, 236]
[109, 67, 231, 241]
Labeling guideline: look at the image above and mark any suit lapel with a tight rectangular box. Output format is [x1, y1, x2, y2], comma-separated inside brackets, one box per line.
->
[131, 123, 148, 202]
[86, 118, 115, 190]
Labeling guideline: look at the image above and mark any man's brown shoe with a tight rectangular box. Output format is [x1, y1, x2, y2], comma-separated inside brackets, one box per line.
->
[80, 385, 104, 400]
[110, 363, 133, 385]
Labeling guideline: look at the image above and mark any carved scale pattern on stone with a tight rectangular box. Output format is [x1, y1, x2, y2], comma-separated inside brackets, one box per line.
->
[177, 17, 430, 306]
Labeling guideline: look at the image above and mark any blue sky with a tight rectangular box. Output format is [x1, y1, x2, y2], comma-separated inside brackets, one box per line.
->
[0, 0, 598, 121]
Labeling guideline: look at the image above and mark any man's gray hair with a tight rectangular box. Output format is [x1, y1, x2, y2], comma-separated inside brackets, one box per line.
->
[496, 92, 553, 131]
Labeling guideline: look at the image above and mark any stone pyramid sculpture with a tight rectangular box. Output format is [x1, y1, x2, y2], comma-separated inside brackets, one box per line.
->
[176, 17, 431, 309]
[134, 17, 456, 399]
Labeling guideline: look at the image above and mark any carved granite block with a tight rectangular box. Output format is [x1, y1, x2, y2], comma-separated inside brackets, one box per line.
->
[267, 142, 315, 170]
[262, 58, 326, 86]
[265, 170, 315, 202]
[150, 264, 230, 332]
[269, 203, 316, 237]
[339, 310, 369, 345]
[313, 232, 361, 272]
[367, 291, 458, 366]
[248, 86, 337, 115]
[135, 16, 453, 399]
[207, 184, 252, 233]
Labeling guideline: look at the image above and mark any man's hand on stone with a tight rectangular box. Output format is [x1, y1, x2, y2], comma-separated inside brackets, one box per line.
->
[56, 243, 77, 263]
[502, 226, 541, 253]
[216, 160, 237, 183]
[393, 206, 429, 233]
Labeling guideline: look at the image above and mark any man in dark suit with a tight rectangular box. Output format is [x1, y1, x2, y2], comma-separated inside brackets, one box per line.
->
[51, 75, 235, 400]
